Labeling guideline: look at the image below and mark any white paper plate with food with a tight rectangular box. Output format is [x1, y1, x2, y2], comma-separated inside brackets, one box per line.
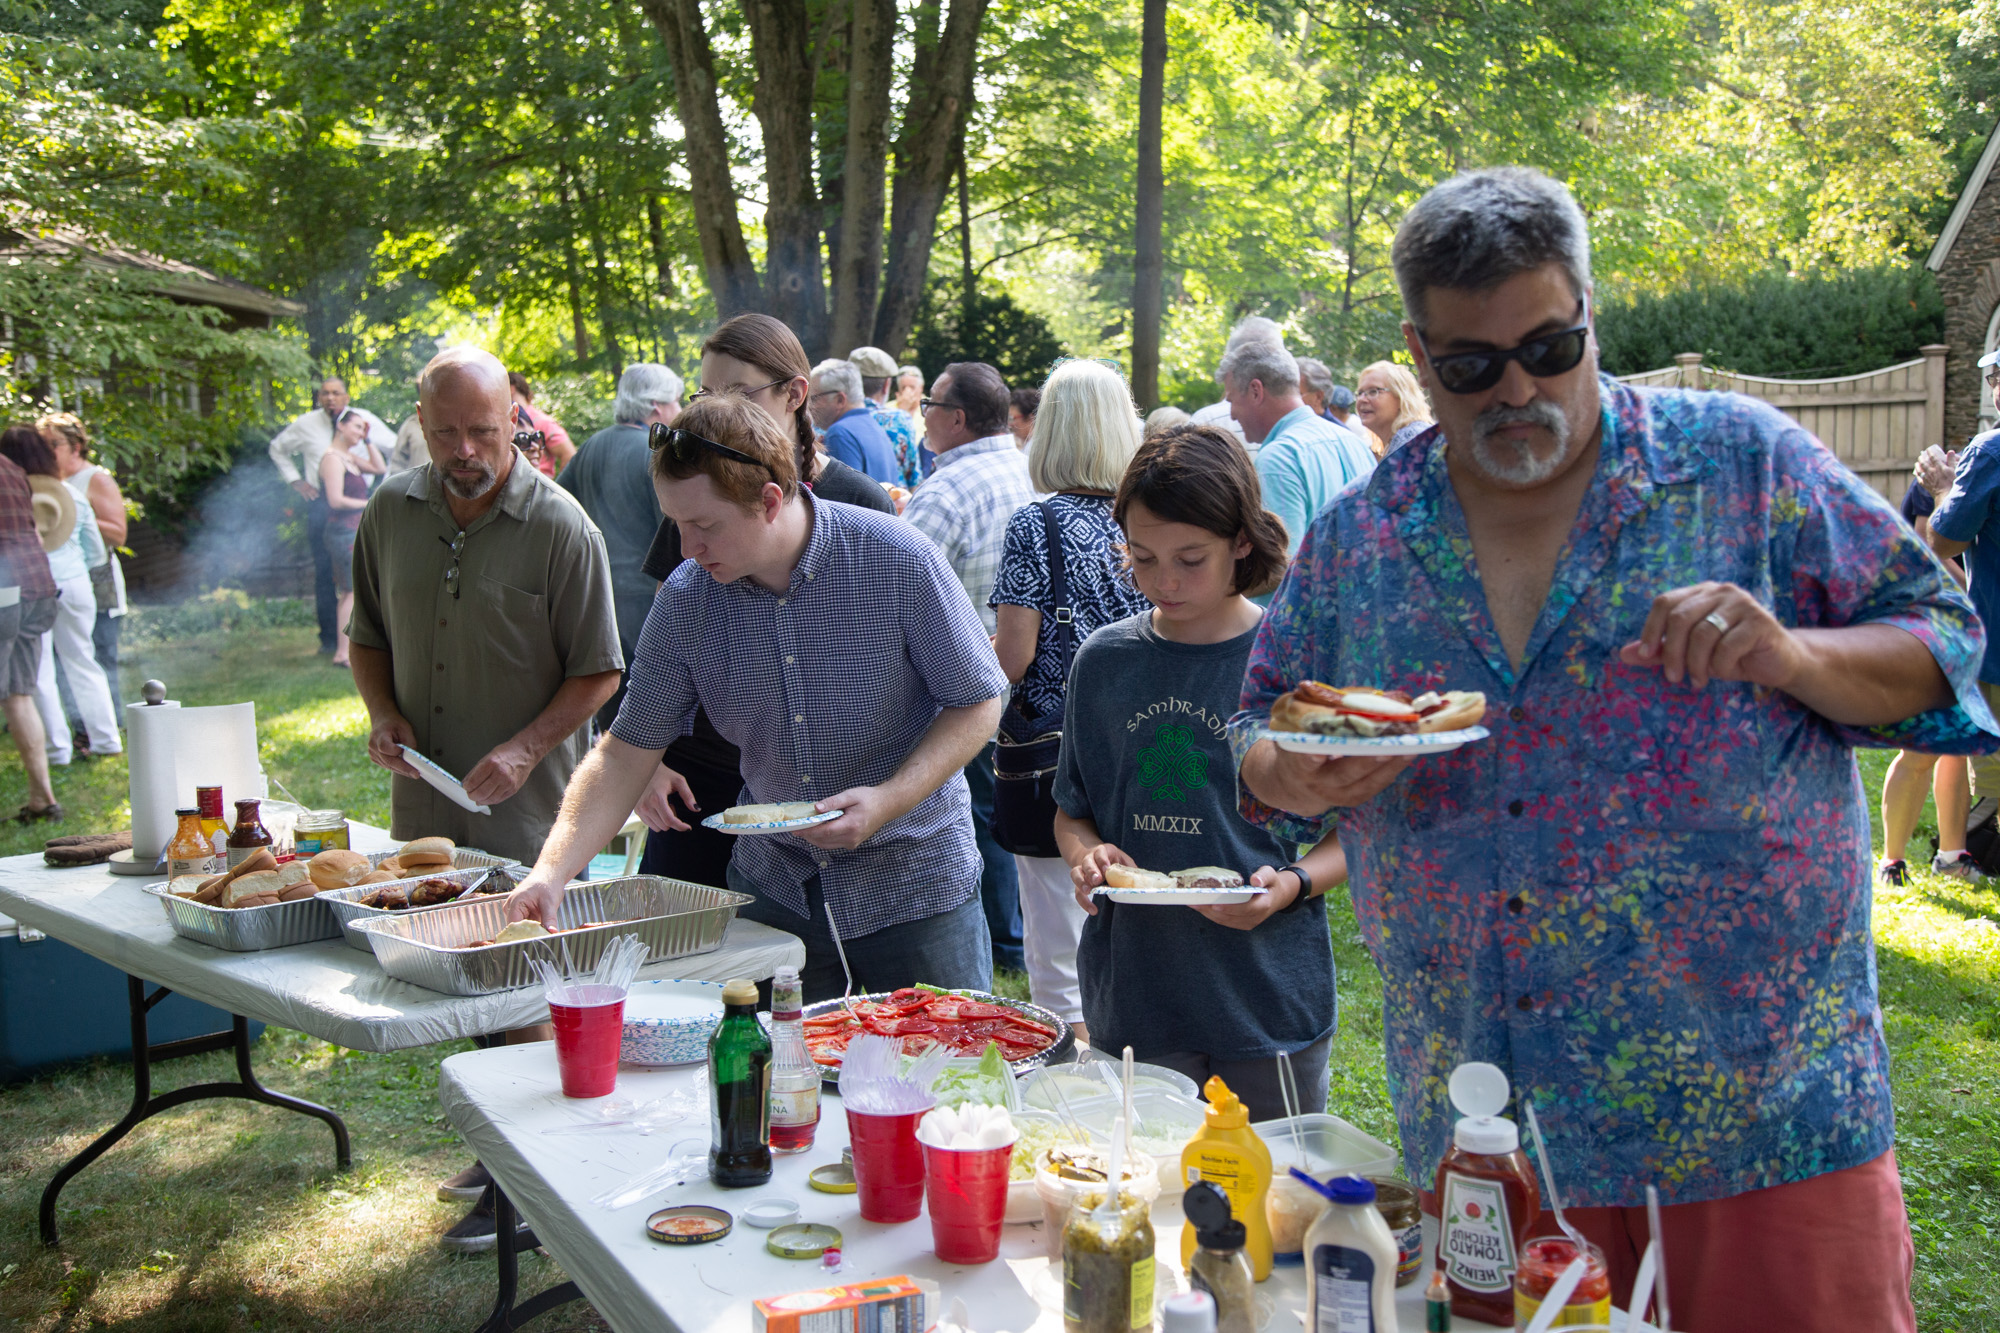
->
[1263, 681, 1490, 756]
[1264, 724, 1490, 756]
[1091, 864, 1262, 906]
[699, 802, 843, 835]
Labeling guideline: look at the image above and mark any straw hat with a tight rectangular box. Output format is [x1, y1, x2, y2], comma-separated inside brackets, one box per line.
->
[29, 475, 76, 553]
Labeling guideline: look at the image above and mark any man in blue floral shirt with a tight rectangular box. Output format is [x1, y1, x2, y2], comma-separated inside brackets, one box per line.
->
[851, 346, 922, 490]
[1230, 168, 1993, 1333]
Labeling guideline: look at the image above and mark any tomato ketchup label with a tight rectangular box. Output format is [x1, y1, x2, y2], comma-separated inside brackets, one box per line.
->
[1439, 1174, 1517, 1294]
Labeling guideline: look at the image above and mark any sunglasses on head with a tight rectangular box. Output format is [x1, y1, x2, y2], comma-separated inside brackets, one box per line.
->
[648, 423, 777, 476]
[1421, 307, 1591, 395]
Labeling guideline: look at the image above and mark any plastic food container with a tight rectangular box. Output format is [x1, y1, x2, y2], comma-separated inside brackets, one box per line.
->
[1017, 1065, 1118, 1117]
[619, 978, 726, 1066]
[143, 880, 339, 952]
[1071, 1088, 1208, 1193]
[1253, 1112, 1398, 1181]
[319, 866, 524, 952]
[1068, 1049, 1200, 1098]
[1006, 1109, 1090, 1224]
[1031, 1148, 1160, 1261]
[357, 877, 752, 995]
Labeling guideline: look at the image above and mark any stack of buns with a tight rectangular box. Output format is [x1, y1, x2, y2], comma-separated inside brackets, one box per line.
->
[171, 849, 319, 908]
[372, 836, 456, 880]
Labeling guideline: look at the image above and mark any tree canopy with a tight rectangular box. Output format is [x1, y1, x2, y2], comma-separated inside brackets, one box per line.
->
[3, 0, 1996, 459]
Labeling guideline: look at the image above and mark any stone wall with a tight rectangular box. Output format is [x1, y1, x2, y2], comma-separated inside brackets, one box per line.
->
[1937, 173, 2000, 447]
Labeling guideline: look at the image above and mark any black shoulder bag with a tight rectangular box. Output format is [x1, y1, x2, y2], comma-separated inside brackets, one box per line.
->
[991, 501, 1075, 858]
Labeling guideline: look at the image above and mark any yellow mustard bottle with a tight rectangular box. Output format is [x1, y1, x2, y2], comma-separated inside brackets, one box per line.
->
[1179, 1076, 1274, 1281]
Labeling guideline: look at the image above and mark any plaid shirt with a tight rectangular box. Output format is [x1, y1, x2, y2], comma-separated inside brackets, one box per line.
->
[611, 495, 1010, 936]
[902, 434, 1041, 635]
[0, 457, 56, 600]
[1230, 377, 1998, 1207]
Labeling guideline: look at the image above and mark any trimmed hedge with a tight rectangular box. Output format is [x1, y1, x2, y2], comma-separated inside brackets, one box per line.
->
[1595, 265, 1944, 380]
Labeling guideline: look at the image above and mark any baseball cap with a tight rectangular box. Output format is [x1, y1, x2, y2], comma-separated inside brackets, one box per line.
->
[848, 346, 898, 379]
[1328, 385, 1356, 409]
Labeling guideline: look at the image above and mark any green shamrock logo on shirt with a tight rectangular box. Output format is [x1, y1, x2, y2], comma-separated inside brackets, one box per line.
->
[1136, 721, 1208, 801]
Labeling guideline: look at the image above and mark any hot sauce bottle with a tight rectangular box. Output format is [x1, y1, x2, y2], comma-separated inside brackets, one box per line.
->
[1432, 1062, 1541, 1327]
[195, 785, 229, 859]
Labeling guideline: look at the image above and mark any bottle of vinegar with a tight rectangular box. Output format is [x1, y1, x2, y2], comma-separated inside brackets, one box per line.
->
[767, 966, 821, 1154]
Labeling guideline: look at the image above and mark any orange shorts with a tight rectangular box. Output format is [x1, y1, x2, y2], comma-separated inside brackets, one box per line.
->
[1565, 1148, 1915, 1333]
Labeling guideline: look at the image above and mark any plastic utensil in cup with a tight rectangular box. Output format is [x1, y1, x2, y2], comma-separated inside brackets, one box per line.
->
[922, 1141, 1013, 1264]
[550, 984, 627, 1098]
[846, 1108, 928, 1223]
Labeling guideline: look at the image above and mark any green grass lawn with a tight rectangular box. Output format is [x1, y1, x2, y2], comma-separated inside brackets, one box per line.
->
[0, 617, 1994, 1330]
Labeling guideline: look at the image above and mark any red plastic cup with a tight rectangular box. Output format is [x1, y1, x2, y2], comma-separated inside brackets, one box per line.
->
[549, 984, 625, 1098]
[846, 1108, 928, 1222]
[921, 1140, 1014, 1264]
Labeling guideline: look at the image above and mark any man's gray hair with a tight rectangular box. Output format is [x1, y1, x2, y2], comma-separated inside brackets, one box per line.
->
[1297, 357, 1335, 400]
[1217, 336, 1300, 396]
[1392, 167, 1591, 332]
[1225, 315, 1285, 351]
[614, 362, 685, 425]
[810, 358, 864, 406]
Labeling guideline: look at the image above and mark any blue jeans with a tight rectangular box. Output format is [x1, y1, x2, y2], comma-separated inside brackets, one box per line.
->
[726, 861, 992, 1004]
[963, 743, 1024, 971]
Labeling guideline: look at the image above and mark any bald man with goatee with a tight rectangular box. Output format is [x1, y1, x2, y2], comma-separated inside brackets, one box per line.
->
[348, 347, 624, 866]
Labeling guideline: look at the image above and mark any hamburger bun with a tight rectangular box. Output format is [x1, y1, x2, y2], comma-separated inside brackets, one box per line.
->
[397, 837, 454, 869]
[278, 881, 318, 902]
[1416, 690, 1487, 733]
[308, 848, 372, 890]
[359, 869, 398, 885]
[374, 857, 404, 879]
[235, 892, 283, 907]
[494, 920, 548, 944]
[1102, 864, 1176, 890]
[225, 871, 286, 907]
[168, 875, 211, 898]
[723, 804, 783, 824]
[1172, 866, 1245, 889]
[276, 861, 314, 888]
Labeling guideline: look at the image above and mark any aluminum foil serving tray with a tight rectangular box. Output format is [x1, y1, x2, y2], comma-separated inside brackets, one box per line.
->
[320, 865, 526, 953]
[143, 881, 341, 952]
[358, 876, 752, 996]
[799, 990, 1076, 1078]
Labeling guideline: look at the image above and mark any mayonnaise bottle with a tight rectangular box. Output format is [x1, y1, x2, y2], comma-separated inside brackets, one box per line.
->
[1293, 1171, 1398, 1333]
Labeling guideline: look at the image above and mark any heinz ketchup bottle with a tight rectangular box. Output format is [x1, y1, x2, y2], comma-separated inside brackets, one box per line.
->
[1432, 1062, 1541, 1326]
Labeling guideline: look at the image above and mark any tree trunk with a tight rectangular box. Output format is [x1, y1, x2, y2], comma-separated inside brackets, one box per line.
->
[580, 168, 625, 375]
[639, 0, 759, 317]
[957, 138, 974, 334]
[1132, 0, 1167, 410]
[830, 0, 895, 354]
[742, 0, 829, 357]
[646, 196, 678, 300]
[555, 170, 593, 365]
[873, 0, 991, 354]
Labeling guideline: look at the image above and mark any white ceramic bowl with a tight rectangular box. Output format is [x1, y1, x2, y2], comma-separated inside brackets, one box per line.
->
[619, 979, 725, 1066]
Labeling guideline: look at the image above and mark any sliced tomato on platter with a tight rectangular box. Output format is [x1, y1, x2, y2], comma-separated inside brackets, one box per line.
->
[953, 1001, 1010, 1020]
[886, 988, 934, 1007]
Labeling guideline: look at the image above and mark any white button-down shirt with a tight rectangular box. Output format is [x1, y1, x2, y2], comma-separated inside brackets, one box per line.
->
[267, 405, 393, 487]
[901, 433, 1041, 635]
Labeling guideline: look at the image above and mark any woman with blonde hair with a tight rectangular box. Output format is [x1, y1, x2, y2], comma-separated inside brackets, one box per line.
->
[988, 359, 1154, 1038]
[1354, 359, 1433, 456]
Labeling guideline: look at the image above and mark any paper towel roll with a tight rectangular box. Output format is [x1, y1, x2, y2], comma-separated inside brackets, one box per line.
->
[127, 700, 267, 860]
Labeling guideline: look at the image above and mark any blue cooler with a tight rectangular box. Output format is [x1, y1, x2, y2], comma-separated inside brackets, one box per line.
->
[0, 918, 259, 1085]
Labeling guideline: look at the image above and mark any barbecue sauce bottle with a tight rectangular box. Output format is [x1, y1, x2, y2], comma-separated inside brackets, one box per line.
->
[1432, 1062, 1540, 1327]
[707, 977, 773, 1187]
[226, 798, 273, 869]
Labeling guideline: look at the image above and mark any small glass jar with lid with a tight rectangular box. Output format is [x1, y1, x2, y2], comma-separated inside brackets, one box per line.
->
[294, 809, 350, 857]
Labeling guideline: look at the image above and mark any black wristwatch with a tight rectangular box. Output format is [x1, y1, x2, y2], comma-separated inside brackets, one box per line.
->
[1277, 862, 1315, 912]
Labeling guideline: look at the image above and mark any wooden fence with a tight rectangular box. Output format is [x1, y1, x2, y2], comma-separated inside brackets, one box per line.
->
[1615, 345, 1947, 506]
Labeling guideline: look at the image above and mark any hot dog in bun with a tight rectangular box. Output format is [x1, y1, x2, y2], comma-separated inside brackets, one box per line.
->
[1271, 681, 1486, 737]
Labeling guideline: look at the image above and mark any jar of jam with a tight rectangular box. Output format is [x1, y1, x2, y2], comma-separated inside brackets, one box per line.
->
[1366, 1176, 1424, 1287]
[1513, 1236, 1611, 1329]
[294, 809, 350, 857]
[226, 798, 274, 869]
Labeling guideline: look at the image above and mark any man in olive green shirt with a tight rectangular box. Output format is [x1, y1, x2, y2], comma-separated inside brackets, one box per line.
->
[349, 347, 623, 867]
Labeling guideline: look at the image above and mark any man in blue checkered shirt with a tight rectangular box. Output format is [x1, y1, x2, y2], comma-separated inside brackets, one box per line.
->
[508, 392, 1009, 999]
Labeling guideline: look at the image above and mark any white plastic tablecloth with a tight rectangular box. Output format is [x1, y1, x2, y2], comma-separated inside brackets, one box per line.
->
[0, 832, 805, 1053]
[439, 1041, 1517, 1333]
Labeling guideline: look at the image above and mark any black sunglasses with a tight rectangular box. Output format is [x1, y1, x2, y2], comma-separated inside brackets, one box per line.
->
[512, 428, 545, 455]
[1421, 315, 1591, 395]
[920, 397, 967, 414]
[647, 423, 777, 475]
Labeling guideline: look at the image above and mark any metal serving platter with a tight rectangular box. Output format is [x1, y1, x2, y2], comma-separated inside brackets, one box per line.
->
[143, 880, 340, 952]
[799, 989, 1074, 1080]
[357, 876, 752, 996]
[319, 865, 525, 953]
